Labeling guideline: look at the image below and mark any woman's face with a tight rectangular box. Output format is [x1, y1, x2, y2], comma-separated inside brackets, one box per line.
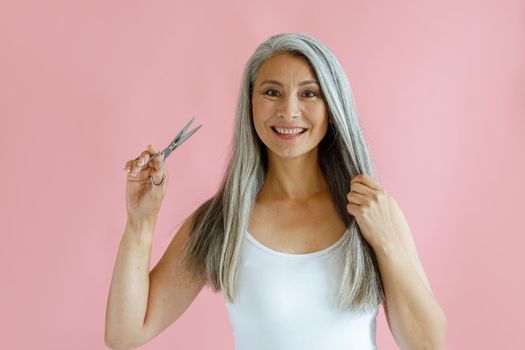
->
[251, 53, 329, 159]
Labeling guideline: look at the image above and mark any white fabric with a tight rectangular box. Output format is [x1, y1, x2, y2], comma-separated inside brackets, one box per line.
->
[224, 226, 379, 350]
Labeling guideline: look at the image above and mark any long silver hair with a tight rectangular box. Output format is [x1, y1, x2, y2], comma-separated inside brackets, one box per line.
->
[181, 32, 385, 312]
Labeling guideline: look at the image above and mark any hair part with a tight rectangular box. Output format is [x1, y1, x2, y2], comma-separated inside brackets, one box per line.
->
[180, 32, 385, 312]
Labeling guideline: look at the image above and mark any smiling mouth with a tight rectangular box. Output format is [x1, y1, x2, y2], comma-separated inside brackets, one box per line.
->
[271, 126, 308, 135]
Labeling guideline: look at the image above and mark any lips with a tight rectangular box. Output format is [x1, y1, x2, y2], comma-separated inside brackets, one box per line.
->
[271, 126, 306, 135]
[271, 125, 308, 129]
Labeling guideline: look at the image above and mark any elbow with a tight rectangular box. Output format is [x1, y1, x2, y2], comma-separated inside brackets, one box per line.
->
[104, 317, 148, 350]
[104, 337, 137, 350]
[420, 318, 448, 350]
[104, 330, 141, 350]
[104, 338, 126, 350]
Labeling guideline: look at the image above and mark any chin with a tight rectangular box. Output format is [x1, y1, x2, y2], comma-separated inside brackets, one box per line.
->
[267, 146, 318, 160]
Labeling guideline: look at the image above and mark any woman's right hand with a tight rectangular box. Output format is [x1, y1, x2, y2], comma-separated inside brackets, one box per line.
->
[124, 144, 169, 220]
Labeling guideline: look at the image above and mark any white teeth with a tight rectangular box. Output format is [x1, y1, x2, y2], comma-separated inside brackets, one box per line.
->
[273, 127, 306, 135]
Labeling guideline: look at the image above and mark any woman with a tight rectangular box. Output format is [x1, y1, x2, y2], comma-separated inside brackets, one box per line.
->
[105, 32, 447, 349]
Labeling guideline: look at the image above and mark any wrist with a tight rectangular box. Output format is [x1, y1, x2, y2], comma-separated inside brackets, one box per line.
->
[126, 215, 157, 233]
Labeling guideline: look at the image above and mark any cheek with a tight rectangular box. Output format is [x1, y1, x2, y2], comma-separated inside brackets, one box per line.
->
[253, 118, 265, 136]
[252, 98, 273, 127]
[251, 110, 267, 139]
[309, 104, 329, 126]
[314, 100, 328, 114]
[251, 108, 264, 130]
[253, 99, 274, 118]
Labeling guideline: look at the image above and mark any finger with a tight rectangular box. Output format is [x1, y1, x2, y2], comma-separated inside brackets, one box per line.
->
[146, 145, 167, 184]
[150, 157, 164, 173]
[351, 174, 383, 191]
[131, 155, 148, 177]
[124, 159, 141, 175]
[130, 159, 141, 177]
[132, 146, 159, 175]
[347, 191, 367, 205]
[350, 182, 375, 196]
[124, 159, 133, 173]
[346, 202, 361, 217]
[152, 153, 165, 172]
[126, 144, 161, 176]
[136, 148, 153, 167]
[147, 144, 165, 172]
[147, 143, 160, 154]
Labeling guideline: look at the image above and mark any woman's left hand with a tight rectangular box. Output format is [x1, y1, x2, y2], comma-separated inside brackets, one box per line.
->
[346, 173, 412, 253]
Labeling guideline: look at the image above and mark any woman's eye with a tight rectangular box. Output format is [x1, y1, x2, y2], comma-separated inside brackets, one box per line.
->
[304, 90, 317, 97]
[264, 89, 280, 97]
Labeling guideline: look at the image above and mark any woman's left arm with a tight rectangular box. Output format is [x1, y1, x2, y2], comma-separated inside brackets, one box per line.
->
[346, 174, 448, 350]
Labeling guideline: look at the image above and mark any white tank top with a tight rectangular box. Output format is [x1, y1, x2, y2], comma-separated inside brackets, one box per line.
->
[224, 226, 379, 350]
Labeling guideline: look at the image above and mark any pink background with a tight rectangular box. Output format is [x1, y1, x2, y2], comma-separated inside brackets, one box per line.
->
[1, 0, 523, 349]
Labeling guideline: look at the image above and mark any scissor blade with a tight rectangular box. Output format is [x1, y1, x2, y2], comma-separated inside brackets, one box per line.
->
[175, 124, 202, 146]
[177, 116, 196, 139]
[163, 125, 201, 159]
[161, 116, 196, 156]
[162, 122, 202, 160]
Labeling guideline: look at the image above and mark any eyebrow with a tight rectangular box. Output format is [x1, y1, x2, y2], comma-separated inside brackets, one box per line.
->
[259, 79, 319, 87]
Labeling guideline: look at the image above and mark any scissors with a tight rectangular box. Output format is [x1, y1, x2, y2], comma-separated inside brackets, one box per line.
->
[134, 116, 202, 171]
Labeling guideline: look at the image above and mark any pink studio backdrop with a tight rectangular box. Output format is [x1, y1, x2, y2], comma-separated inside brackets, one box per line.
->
[1, 0, 523, 349]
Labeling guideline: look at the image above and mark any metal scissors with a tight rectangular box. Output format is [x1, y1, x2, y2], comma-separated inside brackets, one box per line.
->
[135, 116, 202, 171]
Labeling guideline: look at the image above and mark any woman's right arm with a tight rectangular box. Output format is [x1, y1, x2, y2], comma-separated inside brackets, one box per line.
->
[104, 213, 206, 350]
[105, 144, 206, 349]
[104, 215, 156, 349]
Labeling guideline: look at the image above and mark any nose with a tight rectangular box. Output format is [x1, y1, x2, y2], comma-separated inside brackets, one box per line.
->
[277, 94, 300, 120]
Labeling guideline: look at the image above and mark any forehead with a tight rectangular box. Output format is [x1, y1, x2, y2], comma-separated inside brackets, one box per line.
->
[256, 53, 316, 81]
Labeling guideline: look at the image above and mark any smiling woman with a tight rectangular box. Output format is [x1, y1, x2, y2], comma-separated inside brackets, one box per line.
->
[106, 31, 446, 350]
[178, 32, 390, 349]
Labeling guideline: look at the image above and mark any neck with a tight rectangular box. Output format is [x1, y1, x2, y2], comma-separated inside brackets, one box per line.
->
[259, 147, 329, 201]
